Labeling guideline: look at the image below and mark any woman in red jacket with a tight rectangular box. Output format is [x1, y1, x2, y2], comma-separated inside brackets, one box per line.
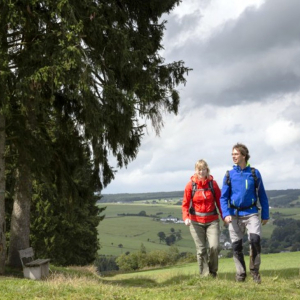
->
[182, 159, 223, 277]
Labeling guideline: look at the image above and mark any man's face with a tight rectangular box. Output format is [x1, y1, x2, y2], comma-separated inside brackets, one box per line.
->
[232, 148, 245, 166]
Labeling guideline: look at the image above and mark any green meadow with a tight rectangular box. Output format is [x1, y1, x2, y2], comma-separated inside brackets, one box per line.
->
[1, 252, 299, 299]
[97, 202, 194, 256]
[1, 201, 299, 299]
[97, 202, 300, 256]
[270, 207, 300, 220]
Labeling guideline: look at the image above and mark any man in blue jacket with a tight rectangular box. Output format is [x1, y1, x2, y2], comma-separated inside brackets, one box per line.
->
[220, 143, 269, 283]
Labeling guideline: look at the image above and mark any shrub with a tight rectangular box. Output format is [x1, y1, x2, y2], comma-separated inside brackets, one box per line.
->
[95, 255, 119, 273]
[116, 245, 183, 271]
[116, 253, 139, 271]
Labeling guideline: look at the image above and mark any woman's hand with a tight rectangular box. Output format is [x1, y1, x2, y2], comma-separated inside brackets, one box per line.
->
[185, 219, 191, 226]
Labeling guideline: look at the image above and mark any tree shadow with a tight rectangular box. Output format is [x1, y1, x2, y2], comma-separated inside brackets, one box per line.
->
[100, 267, 300, 288]
[3, 266, 23, 278]
[261, 267, 300, 279]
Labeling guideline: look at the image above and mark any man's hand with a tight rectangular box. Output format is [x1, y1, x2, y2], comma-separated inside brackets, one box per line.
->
[224, 216, 232, 224]
[261, 219, 268, 225]
[185, 219, 191, 226]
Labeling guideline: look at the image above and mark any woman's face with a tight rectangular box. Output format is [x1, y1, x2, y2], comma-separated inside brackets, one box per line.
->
[196, 167, 208, 179]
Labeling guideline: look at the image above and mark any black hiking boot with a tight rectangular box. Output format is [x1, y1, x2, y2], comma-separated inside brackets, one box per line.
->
[235, 273, 246, 282]
[250, 270, 261, 284]
[252, 273, 261, 284]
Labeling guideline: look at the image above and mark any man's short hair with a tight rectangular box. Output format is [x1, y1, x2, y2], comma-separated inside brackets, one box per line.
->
[232, 143, 250, 163]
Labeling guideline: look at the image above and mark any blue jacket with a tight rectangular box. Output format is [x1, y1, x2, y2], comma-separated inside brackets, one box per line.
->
[220, 164, 269, 220]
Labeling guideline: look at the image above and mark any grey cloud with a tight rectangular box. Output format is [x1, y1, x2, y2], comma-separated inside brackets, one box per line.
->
[282, 101, 300, 123]
[167, 0, 300, 107]
[163, 9, 203, 50]
[220, 63, 300, 104]
[224, 124, 246, 135]
[205, 0, 300, 62]
[103, 1, 300, 194]
[163, 0, 211, 47]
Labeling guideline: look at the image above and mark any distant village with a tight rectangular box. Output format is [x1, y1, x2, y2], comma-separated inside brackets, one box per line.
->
[115, 197, 236, 250]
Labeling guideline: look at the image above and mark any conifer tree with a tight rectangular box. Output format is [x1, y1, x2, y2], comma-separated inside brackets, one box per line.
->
[0, 1, 9, 273]
[30, 141, 105, 266]
[0, 114, 5, 273]
[0, 0, 190, 269]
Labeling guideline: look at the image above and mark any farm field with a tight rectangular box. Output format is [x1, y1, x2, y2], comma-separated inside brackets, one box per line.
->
[96, 202, 289, 256]
[270, 207, 300, 220]
[97, 202, 193, 256]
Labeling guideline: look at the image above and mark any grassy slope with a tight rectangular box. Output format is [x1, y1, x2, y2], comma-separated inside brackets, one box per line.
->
[1, 252, 299, 299]
[98, 203, 300, 256]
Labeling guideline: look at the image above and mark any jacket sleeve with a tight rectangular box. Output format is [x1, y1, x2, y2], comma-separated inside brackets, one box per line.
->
[256, 169, 269, 220]
[182, 181, 192, 221]
[213, 180, 223, 219]
[220, 173, 231, 219]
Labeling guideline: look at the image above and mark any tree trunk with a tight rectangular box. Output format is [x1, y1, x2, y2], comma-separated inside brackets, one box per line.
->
[0, 114, 6, 274]
[7, 162, 32, 268]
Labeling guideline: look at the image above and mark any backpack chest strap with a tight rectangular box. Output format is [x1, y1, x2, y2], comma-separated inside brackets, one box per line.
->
[190, 209, 218, 217]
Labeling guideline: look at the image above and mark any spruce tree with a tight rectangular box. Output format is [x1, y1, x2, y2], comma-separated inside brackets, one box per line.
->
[30, 142, 105, 266]
[1, 0, 190, 269]
[0, 114, 5, 273]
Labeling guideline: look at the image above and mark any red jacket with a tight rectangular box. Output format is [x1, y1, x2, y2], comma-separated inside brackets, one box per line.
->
[182, 174, 223, 223]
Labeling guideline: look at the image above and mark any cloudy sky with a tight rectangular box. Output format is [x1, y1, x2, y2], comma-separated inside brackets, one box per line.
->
[103, 0, 300, 194]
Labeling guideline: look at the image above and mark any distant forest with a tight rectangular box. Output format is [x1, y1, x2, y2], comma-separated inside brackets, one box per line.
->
[100, 189, 300, 207]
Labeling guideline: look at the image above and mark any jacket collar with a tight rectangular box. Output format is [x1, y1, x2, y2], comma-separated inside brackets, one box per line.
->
[233, 162, 251, 172]
[191, 174, 213, 186]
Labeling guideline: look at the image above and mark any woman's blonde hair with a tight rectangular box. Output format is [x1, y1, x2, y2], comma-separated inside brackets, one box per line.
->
[195, 159, 210, 178]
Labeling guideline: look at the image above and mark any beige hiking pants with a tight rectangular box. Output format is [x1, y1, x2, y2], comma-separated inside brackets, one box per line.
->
[189, 219, 220, 275]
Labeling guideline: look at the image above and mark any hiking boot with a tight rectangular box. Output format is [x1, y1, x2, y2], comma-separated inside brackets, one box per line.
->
[252, 273, 261, 284]
[235, 274, 246, 282]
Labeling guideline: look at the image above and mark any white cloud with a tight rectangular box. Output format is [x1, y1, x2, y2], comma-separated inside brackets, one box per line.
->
[266, 121, 300, 148]
[105, 96, 300, 193]
[103, 0, 300, 194]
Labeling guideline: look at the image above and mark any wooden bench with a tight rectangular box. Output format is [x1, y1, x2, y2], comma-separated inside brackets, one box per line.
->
[18, 247, 50, 280]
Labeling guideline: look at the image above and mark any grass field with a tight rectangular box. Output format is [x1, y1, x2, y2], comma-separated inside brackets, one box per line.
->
[98, 202, 193, 256]
[97, 202, 293, 256]
[270, 207, 300, 220]
[1, 252, 299, 299]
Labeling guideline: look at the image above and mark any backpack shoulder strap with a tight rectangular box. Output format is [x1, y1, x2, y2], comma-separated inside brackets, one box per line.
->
[191, 181, 197, 199]
[251, 167, 258, 188]
[251, 167, 259, 198]
[208, 180, 215, 200]
[189, 181, 197, 214]
[226, 170, 230, 186]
